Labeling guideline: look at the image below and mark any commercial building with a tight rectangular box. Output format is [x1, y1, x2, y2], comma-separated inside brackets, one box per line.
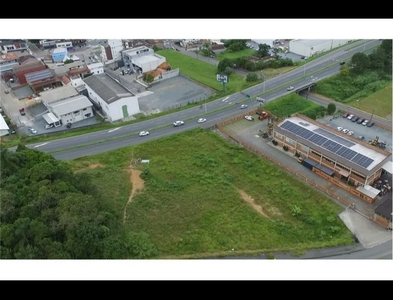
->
[52, 47, 68, 63]
[121, 46, 166, 73]
[83, 74, 140, 122]
[289, 39, 352, 57]
[273, 114, 392, 203]
[0, 39, 28, 53]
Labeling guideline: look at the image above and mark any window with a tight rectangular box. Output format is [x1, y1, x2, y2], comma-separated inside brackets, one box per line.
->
[300, 144, 309, 152]
[275, 132, 283, 139]
[83, 108, 87, 111]
[285, 137, 295, 145]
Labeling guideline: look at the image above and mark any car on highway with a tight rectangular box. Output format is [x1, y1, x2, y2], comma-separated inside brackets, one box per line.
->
[244, 115, 254, 121]
[139, 131, 149, 136]
[240, 104, 248, 109]
[286, 86, 294, 91]
[173, 120, 185, 127]
[28, 127, 37, 134]
[362, 119, 369, 126]
[197, 118, 207, 123]
[337, 126, 343, 131]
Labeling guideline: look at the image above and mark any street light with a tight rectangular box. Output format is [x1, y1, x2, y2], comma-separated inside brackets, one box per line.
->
[204, 94, 207, 114]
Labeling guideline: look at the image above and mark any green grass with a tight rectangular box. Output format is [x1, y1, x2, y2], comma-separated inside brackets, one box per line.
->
[157, 49, 256, 94]
[69, 128, 354, 258]
[215, 48, 256, 60]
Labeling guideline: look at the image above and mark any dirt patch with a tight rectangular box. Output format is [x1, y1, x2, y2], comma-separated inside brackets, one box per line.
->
[74, 163, 104, 173]
[123, 166, 145, 224]
[237, 189, 269, 218]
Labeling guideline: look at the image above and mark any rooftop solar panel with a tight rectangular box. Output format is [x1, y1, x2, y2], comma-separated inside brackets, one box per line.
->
[322, 140, 342, 153]
[335, 147, 358, 160]
[308, 134, 328, 145]
[314, 128, 355, 147]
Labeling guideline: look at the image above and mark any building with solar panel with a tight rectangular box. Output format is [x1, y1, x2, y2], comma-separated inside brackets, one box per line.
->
[25, 68, 62, 94]
[273, 114, 392, 203]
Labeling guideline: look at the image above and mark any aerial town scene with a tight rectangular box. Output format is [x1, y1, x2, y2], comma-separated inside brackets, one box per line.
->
[0, 33, 392, 276]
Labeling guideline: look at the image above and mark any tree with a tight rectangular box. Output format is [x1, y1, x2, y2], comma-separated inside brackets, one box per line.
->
[255, 44, 270, 58]
[327, 103, 336, 115]
[350, 52, 370, 73]
[246, 73, 259, 82]
[217, 58, 234, 73]
[224, 67, 233, 76]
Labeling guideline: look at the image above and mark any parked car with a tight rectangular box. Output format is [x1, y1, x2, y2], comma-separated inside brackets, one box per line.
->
[347, 130, 354, 136]
[66, 123, 72, 128]
[286, 86, 294, 91]
[173, 120, 185, 127]
[244, 115, 254, 121]
[19, 108, 25, 115]
[351, 116, 359, 122]
[139, 131, 149, 136]
[45, 124, 54, 129]
[362, 119, 369, 126]
[367, 122, 375, 128]
[197, 118, 207, 123]
[337, 126, 343, 131]
[357, 118, 365, 124]
[339, 61, 346, 65]
[240, 104, 248, 109]
[347, 114, 354, 120]
[342, 112, 349, 118]
[342, 129, 349, 134]
[358, 135, 365, 140]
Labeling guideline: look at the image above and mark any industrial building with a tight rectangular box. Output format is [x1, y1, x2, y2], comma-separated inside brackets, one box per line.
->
[273, 114, 392, 203]
[289, 39, 352, 57]
[121, 46, 166, 74]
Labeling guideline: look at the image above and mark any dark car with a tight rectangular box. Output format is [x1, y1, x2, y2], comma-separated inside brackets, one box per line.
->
[66, 123, 72, 128]
[357, 118, 365, 124]
[351, 116, 359, 122]
[367, 122, 375, 128]
[339, 61, 346, 65]
[342, 112, 349, 118]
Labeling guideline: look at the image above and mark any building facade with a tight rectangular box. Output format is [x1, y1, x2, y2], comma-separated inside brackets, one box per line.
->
[273, 114, 392, 202]
[48, 95, 94, 125]
[0, 39, 28, 53]
[121, 46, 165, 73]
[83, 74, 140, 122]
[289, 39, 352, 57]
[100, 39, 123, 65]
[0, 52, 19, 74]
[52, 47, 68, 63]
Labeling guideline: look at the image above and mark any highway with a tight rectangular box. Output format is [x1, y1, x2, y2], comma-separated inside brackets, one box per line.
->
[19, 40, 385, 160]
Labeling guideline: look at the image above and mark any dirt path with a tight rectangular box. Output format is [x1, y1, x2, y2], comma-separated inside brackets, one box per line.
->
[123, 165, 145, 224]
[237, 189, 269, 218]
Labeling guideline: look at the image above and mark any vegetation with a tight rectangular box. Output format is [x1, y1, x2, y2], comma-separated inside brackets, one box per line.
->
[312, 40, 392, 117]
[0, 129, 354, 259]
[263, 93, 327, 120]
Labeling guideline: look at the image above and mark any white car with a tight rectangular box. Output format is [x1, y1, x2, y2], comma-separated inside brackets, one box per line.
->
[244, 115, 254, 121]
[28, 127, 37, 134]
[286, 86, 294, 91]
[45, 124, 54, 129]
[173, 120, 185, 127]
[197, 118, 207, 123]
[342, 129, 349, 134]
[240, 104, 248, 109]
[337, 126, 343, 131]
[347, 114, 354, 120]
[139, 131, 149, 136]
[347, 130, 354, 136]
[362, 119, 369, 126]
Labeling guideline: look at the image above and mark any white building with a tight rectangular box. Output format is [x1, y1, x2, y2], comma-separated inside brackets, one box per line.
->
[289, 39, 352, 57]
[251, 39, 275, 48]
[87, 62, 104, 75]
[121, 46, 166, 73]
[0, 114, 10, 136]
[101, 39, 124, 65]
[83, 74, 140, 122]
[48, 95, 94, 125]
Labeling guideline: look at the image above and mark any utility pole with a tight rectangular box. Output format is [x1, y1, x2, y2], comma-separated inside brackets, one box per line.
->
[370, 107, 375, 122]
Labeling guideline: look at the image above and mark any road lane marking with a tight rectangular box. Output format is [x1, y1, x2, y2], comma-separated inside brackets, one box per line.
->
[34, 142, 49, 148]
[108, 127, 121, 133]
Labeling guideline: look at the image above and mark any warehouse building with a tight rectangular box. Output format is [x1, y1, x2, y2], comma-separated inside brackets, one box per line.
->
[273, 114, 392, 203]
[289, 39, 352, 57]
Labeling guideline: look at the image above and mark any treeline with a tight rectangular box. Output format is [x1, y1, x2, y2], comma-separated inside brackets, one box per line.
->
[0, 146, 157, 259]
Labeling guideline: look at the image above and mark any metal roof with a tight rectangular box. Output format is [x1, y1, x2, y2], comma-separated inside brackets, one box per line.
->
[40, 85, 79, 104]
[25, 69, 54, 82]
[83, 74, 132, 104]
[49, 95, 92, 116]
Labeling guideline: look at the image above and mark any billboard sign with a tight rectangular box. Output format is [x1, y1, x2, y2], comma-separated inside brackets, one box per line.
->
[216, 74, 228, 84]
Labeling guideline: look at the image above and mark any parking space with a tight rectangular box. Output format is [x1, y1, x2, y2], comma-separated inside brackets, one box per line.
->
[317, 114, 392, 153]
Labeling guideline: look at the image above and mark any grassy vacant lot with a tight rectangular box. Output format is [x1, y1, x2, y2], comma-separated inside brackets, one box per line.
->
[157, 49, 256, 94]
[215, 48, 256, 60]
[69, 128, 354, 258]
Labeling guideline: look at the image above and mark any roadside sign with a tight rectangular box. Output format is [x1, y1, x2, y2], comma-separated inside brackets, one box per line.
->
[216, 74, 228, 83]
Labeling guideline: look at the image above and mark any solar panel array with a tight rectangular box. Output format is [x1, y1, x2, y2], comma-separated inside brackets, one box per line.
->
[280, 121, 374, 169]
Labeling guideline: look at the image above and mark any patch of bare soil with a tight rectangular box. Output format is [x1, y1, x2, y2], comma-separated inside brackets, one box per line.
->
[237, 189, 269, 218]
[74, 163, 104, 173]
[123, 166, 145, 224]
